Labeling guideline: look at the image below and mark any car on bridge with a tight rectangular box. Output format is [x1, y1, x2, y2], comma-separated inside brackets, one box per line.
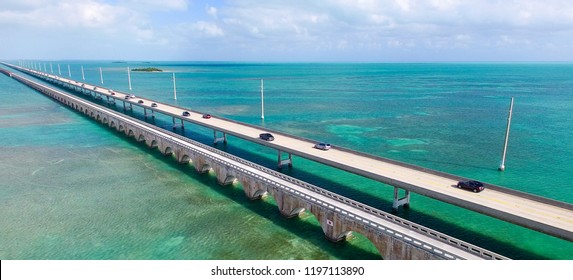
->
[151, 103, 158, 108]
[182, 111, 190, 117]
[314, 143, 331, 150]
[202, 114, 212, 119]
[137, 100, 144, 104]
[456, 180, 485, 193]
[259, 133, 274, 141]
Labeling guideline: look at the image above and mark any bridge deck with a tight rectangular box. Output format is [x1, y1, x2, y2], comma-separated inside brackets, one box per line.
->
[9, 64, 573, 243]
[3, 67, 500, 259]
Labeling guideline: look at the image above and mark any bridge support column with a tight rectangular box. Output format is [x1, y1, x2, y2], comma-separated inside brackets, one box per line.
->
[180, 119, 184, 129]
[392, 187, 410, 210]
[122, 101, 126, 111]
[144, 108, 147, 118]
[172, 117, 176, 129]
[277, 150, 292, 169]
[239, 176, 268, 200]
[214, 130, 227, 144]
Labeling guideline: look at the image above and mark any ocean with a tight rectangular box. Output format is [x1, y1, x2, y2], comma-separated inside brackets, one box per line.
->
[1, 61, 572, 259]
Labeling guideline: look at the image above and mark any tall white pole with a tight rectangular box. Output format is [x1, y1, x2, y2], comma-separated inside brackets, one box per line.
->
[127, 67, 132, 90]
[99, 67, 104, 84]
[58, 64, 61, 76]
[68, 64, 71, 78]
[172, 72, 177, 100]
[499, 97, 514, 171]
[81, 66, 85, 80]
[43, 63, 47, 72]
[50, 63, 53, 73]
[261, 79, 265, 119]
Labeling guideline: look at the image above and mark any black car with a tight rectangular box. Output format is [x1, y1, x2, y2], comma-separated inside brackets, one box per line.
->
[151, 103, 158, 107]
[182, 111, 190, 117]
[456, 180, 485, 193]
[259, 133, 274, 141]
[137, 100, 144, 104]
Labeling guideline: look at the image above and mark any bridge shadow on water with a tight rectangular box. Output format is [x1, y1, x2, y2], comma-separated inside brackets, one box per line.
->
[121, 127, 543, 260]
[57, 86, 545, 260]
[121, 133, 382, 260]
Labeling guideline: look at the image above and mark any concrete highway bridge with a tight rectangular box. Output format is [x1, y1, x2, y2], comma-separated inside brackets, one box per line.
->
[0, 66, 511, 259]
[3, 62, 573, 253]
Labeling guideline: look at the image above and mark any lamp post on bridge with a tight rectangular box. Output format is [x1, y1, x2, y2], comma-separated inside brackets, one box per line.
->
[172, 72, 177, 100]
[127, 67, 132, 90]
[498, 97, 514, 171]
[261, 79, 265, 120]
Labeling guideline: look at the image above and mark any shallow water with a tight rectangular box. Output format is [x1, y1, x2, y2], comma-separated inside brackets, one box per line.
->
[1, 62, 572, 259]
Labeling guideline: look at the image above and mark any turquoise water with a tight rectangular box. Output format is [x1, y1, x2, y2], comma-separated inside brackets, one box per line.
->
[1, 62, 572, 259]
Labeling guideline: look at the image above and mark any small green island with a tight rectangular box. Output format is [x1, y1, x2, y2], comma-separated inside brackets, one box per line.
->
[131, 67, 163, 72]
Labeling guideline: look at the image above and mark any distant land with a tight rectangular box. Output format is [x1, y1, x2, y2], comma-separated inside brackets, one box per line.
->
[131, 67, 163, 72]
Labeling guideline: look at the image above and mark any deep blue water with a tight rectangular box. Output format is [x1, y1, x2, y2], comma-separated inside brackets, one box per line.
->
[1, 61, 572, 259]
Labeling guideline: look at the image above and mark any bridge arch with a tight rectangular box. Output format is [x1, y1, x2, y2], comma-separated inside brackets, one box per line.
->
[190, 154, 210, 173]
[211, 164, 237, 185]
[148, 139, 158, 149]
[237, 176, 269, 200]
[137, 133, 145, 142]
[271, 191, 307, 218]
[180, 154, 191, 164]
[127, 129, 135, 138]
[163, 146, 173, 156]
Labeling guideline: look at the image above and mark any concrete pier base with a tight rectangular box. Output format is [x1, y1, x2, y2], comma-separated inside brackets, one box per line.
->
[393, 187, 410, 210]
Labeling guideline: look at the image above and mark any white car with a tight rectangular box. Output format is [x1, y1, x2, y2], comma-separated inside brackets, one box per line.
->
[314, 143, 331, 150]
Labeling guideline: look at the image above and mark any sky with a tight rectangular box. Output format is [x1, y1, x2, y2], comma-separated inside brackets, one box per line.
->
[1, 0, 573, 62]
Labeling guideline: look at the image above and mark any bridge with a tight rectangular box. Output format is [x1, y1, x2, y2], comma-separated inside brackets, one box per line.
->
[5, 63, 573, 244]
[0, 66, 511, 259]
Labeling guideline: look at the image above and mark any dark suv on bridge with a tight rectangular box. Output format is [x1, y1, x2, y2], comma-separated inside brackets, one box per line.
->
[456, 180, 485, 193]
[259, 133, 274, 141]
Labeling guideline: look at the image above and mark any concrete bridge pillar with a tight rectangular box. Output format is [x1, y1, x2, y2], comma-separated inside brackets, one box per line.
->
[159, 143, 173, 156]
[392, 187, 410, 210]
[213, 130, 227, 145]
[175, 149, 191, 164]
[238, 176, 269, 200]
[310, 208, 350, 243]
[273, 190, 305, 218]
[190, 154, 210, 174]
[145, 138, 158, 149]
[212, 163, 236, 185]
[277, 150, 293, 169]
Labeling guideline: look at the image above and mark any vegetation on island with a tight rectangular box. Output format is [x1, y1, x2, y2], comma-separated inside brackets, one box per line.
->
[131, 67, 163, 72]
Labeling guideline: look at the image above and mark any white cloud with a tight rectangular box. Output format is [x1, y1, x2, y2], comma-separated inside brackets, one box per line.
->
[2, 0, 573, 61]
[206, 6, 218, 19]
[189, 21, 224, 37]
[120, 0, 189, 12]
